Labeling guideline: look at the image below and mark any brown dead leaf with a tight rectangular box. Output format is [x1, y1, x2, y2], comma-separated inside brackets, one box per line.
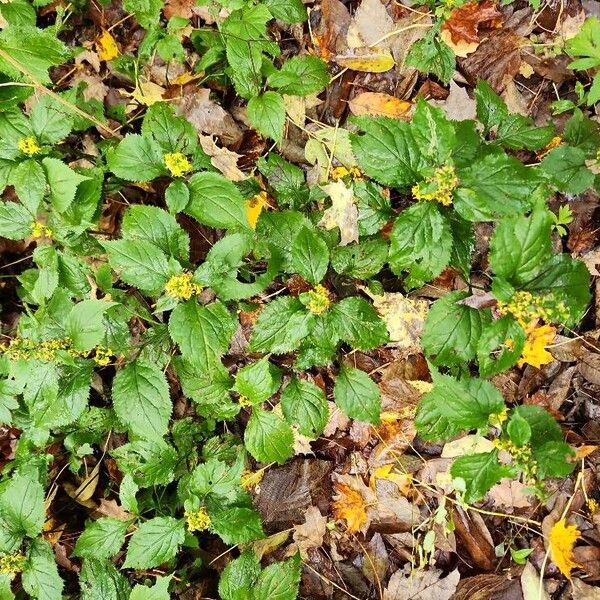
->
[488, 478, 532, 510]
[521, 562, 549, 600]
[293, 506, 327, 558]
[312, 0, 351, 60]
[319, 179, 359, 246]
[349, 92, 411, 119]
[384, 567, 460, 600]
[571, 577, 600, 599]
[346, 0, 393, 49]
[199, 135, 246, 181]
[452, 506, 496, 570]
[440, 1, 503, 57]
[435, 80, 476, 121]
[94, 498, 132, 521]
[362, 532, 389, 585]
[453, 573, 524, 599]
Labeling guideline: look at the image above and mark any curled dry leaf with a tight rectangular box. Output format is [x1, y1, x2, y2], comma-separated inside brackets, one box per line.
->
[383, 567, 460, 600]
[349, 92, 412, 119]
[440, 0, 503, 57]
[199, 135, 246, 182]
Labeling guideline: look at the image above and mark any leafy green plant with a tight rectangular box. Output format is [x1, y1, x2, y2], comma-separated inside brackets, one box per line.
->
[566, 16, 600, 106]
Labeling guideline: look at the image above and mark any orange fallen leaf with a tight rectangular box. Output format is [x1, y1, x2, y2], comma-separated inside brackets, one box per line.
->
[334, 48, 395, 72]
[348, 92, 412, 119]
[96, 30, 120, 62]
[575, 445, 598, 459]
[440, 0, 502, 57]
[332, 481, 369, 533]
[549, 519, 581, 579]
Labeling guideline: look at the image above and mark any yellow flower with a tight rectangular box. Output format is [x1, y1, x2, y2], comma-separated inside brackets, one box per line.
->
[164, 152, 192, 177]
[549, 519, 581, 579]
[93, 345, 113, 366]
[587, 498, 599, 515]
[412, 165, 458, 206]
[18, 136, 40, 156]
[164, 272, 202, 301]
[246, 191, 268, 229]
[331, 166, 363, 180]
[497, 291, 569, 328]
[488, 407, 508, 427]
[0, 552, 26, 575]
[185, 507, 211, 532]
[241, 469, 265, 490]
[305, 284, 331, 315]
[30, 222, 52, 239]
[238, 395, 253, 407]
[2, 337, 70, 362]
[517, 323, 556, 368]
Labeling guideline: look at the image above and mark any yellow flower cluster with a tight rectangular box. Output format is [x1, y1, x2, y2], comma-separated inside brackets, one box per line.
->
[18, 136, 40, 156]
[164, 273, 202, 300]
[497, 291, 569, 328]
[241, 469, 265, 490]
[412, 165, 458, 206]
[164, 152, 192, 177]
[238, 395, 253, 407]
[30, 222, 52, 239]
[0, 552, 26, 575]
[331, 166, 363, 181]
[305, 284, 331, 315]
[494, 438, 537, 480]
[93, 345, 113, 366]
[185, 507, 211, 532]
[1, 337, 71, 362]
[488, 407, 508, 427]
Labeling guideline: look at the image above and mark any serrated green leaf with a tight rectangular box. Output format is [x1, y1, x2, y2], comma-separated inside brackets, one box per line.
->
[234, 357, 281, 404]
[541, 145, 594, 194]
[218, 550, 261, 600]
[210, 507, 264, 545]
[253, 553, 301, 600]
[334, 365, 380, 424]
[73, 518, 128, 560]
[79, 558, 131, 600]
[244, 408, 294, 464]
[112, 359, 172, 440]
[267, 56, 328, 94]
[477, 316, 526, 378]
[130, 576, 172, 600]
[13, 159, 45, 213]
[506, 412, 531, 447]
[0, 200, 32, 239]
[248, 91, 286, 144]
[291, 226, 329, 284]
[107, 134, 165, 183]
[22, 539, 64, 600]
[405, 27, 454, 84]
[124, 517, 185, 569]
[0, 474, 44, 538]
[330, 296, 388, 350]
[280, 377, 328, 438]
[67, 299, 115, 352]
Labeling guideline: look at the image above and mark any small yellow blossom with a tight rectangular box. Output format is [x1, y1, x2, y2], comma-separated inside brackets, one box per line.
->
[412, 165, 458, 206]
[305, 284, 331, 315]
[538, 136, 562, 159]
[488, 407, 508, 427]
[493, 437, 537, 480]
[246, 191, 268, 229]
[518, 323, 557, 369]
[241, 469, 265, 490]
[18, 136, 40, 156]
[1, 337, 71, 362]
[0, 552, 26, 575]
[93, 345, 113, 366]
[238, 395, 253, 407]
[164, 272, 202, 301]
[185, 507, 211, 532]
[30, 222, 52, 239]
[549, 519, 581, 579]
[587, 498, 599, 515]
[497, 291, 569, 329]
[164, 152, 192, 178]
[331, 166, 363, 180]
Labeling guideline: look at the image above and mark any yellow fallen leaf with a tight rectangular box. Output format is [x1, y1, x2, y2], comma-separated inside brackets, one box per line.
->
[370, 464, 412, 495]
[518, 323, 556, 368]
[127, 81, 166, 106]
[319, 179, 359, 246]
[171, 71, 203, 86]
[332, 482, 369, 533]
[96, 30, 120, 62]
[334, 48, 395, 72]
[549, 519, 581, 579]
[349, 92, 412, 119]
[246, 191, 269, 229]
[575, 445, 598, 459]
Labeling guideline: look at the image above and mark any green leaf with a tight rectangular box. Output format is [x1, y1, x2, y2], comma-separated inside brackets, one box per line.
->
[165, 179, 189, 214]
[107, 134, 165, 183]
[0, 200, 32, 239]
[532, 441, 575, 479]
[244, 408, 294, 464]
[477, 316, 526, 378]
[0, 474, 44, 538]
[247, 91, 286, 144]
[448, 212, 474, 280]
[489, 207, 552, 286]
[563, 109, 600, 155]
[351, 116, 425, 187]
[253, 553, 301, 600]
[331, 237, 388, 279]
[389, 201, 452, 289]
[475, 79, 509, 131]
[29, 95, 73, 145]
[103, 239, 170, 294]
[218, 550, 261, 600]
[0, 0, 36, 27]
[13, 159, 45, 213]
[73, 518, 128, 561]
[541, 146, 594, 194]
[506, 412, 531, 447]
[411, 99, 456, 164]
[257, 154, 309, 209]
[280, 377, 328, 438]
[454, 153, 539, 221]
[291, 226, 329, 284]
[112, 439, 178, 488]
[267, 56, 328, 95]
[334, 366, 380, 424]
[262, 0, 306, 21]
[330, 297, 388, 350]
[256, 210, 311, 269]
[169, 300, 237, 368]
[141, 102, 197, 154]
[130, 576, 172, 600]
[249, 296, 315, 354]
[565, 17, 600, 69]
[122, 0, 163, 28]
[450, 450, 514, 503]
[234, 357, 281, 404]
[405, 27, 455, 84]
[112, 359, 172, 440]
[22, 539, 64, 600]
[210, 507, 264, 545]
[186, 171, 249, 230]
[423, 291, 490, 366]
[67, 299, 115, 352]
[189, 456, 244, 501]
[512, 405, 563, 447]
[124, 517, 185, 569]
[524, 254, 591, 326]
[79, 558, 131, 600]
[121, 205, 189, 262]
[0, 26, 70, 84]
